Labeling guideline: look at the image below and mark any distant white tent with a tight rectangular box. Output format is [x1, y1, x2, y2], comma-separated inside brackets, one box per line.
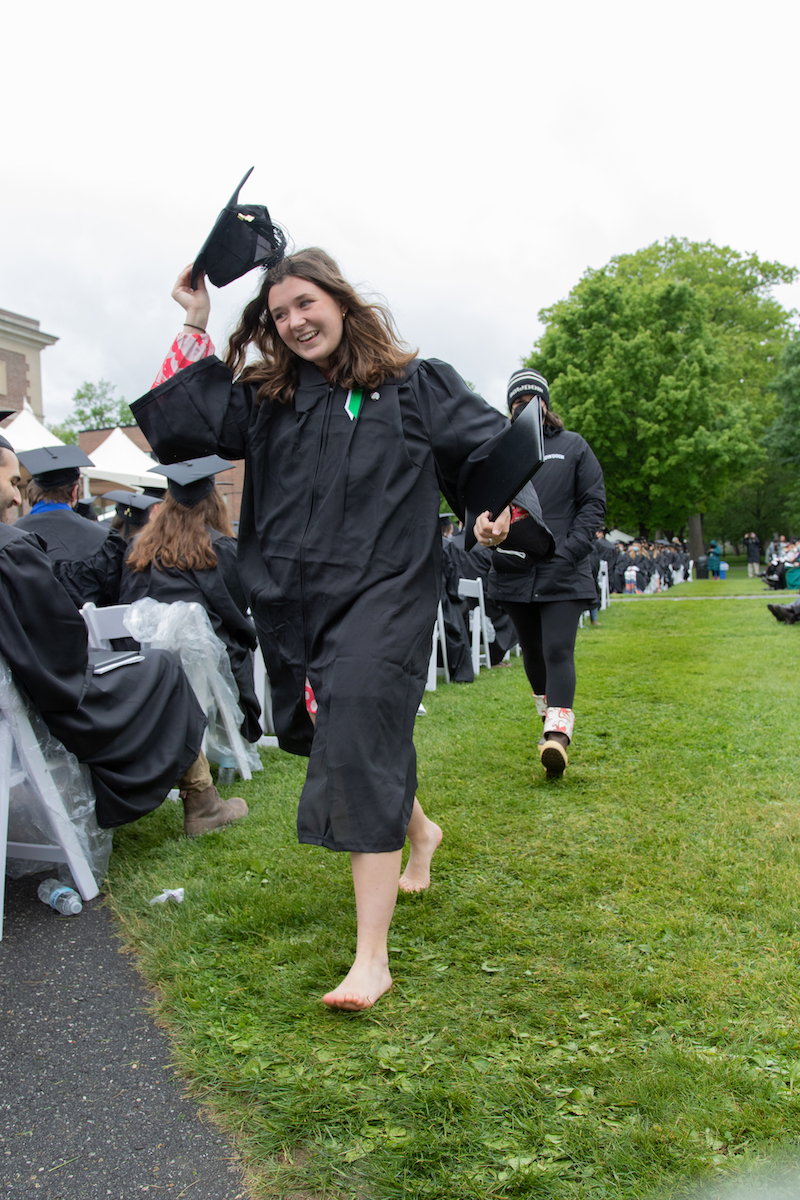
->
[82, 427, 168, 492]
[607, 528, 635, 544]
[2, 410, 64, 452]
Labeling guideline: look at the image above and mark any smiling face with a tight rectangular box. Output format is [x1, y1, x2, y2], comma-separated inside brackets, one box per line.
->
[0, 448, 22, 520]
[268, 276, 345, 371]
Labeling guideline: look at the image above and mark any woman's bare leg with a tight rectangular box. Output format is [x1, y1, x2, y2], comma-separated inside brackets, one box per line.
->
[322, 849, 401, 1011]
[399, 797, 443, 893]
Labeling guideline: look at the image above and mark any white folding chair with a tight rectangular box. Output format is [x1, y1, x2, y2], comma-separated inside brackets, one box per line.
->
[0, 675, 99, 941]
[80, 602, 138, 650]
[252, 642, 277, 743]
[688, 559, 694, 582]
[598, 561, 610, 610]
[426, 602, 449, 691]
[457, 578, 491, 674]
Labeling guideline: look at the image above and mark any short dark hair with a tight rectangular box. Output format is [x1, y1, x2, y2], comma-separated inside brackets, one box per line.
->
[26, 478, 78, 506]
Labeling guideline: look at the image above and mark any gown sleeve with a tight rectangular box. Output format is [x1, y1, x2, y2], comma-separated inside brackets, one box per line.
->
[133, 349, 253, 464]
[213, 535, 251, 618]
[52, 530, 127, 608]
[411, 359, 508, 517]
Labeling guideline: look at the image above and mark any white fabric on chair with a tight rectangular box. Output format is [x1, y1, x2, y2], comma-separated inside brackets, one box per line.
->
[122, 598, 261, 781]
[0, 654, 110, 939]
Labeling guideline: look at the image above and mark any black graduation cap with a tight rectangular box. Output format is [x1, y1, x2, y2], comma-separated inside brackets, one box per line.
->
[141, 484, 167, 500]
[103, 490, 159, 536]
[190, 168, 286, 290]
[462, 401, 549, 553]
[17, 445, 94, 488]
[75, 498, 99, 521]
[149, 455, 234, 508]
[0, 409, 16, 422]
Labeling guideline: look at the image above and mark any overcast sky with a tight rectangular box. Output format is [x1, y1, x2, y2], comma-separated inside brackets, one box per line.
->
[3, 0, 799, 424]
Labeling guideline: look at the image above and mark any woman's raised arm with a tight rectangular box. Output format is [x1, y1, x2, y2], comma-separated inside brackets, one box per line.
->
[172, 263, 211, 333]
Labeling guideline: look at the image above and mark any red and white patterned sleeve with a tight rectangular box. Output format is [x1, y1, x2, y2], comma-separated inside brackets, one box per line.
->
[151, 331, 215, 390]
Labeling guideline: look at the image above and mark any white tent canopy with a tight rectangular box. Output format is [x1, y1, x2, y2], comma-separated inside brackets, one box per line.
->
[1, 410, 64, 452]
[607, 528, 635, 544]
[81, 427, 168, 492]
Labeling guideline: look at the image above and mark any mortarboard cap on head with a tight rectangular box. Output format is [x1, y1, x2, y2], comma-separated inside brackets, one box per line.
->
[75, 498, 98, 521]
[150, 455, 234, 508]
[190, 168, 286, 291]
[141, 484, 167, 500]
[103, 489, 159, 534]
[17, 445, 94, 488]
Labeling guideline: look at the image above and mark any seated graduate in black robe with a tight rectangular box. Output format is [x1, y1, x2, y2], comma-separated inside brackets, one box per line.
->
[15, 445, 110, 562]
[0, 435, 247, 839]
[119, 458, 261, 743]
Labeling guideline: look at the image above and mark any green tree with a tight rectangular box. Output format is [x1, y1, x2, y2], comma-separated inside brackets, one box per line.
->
[47, 380, 133, 444]
[527, 239, 797, 540]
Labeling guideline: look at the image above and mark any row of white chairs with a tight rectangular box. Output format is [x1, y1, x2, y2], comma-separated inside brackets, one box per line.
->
[426, 577, 517, 691]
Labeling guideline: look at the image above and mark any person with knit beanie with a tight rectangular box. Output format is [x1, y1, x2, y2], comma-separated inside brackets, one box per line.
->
[485, 369, 606, 777]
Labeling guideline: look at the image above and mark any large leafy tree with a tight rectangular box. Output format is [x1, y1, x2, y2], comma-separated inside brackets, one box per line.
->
[48, 380, 133, 445]
[527, 239, 797, 539]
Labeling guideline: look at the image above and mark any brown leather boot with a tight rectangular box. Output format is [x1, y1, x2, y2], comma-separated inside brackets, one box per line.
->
[181, 784, 248, 837]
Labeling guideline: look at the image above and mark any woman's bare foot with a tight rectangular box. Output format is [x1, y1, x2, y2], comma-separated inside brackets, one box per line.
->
[399, 819, 443, 893]
[322, 960, 393, 1011]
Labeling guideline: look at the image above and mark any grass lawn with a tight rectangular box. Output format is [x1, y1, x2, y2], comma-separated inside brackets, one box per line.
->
[106, 569, 800, 1199]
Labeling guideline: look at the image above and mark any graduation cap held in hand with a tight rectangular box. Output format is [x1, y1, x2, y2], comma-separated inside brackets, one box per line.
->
[190, 168, 286, 290]
[150, 455, 234, 508]
[462, 400, 551, 554]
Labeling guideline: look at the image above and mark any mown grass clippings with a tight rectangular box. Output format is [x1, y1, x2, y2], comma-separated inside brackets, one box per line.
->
[106, 566, 800, 1198]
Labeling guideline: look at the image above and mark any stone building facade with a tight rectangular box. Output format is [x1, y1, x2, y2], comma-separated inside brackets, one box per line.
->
[0, 308, 58, 418]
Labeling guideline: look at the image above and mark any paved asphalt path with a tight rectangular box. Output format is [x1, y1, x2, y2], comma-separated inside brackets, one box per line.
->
[1, 874, 251, 1199]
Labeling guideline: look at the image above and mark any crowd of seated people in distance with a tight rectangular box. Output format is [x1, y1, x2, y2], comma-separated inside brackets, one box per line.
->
[604, 538, 691, 595]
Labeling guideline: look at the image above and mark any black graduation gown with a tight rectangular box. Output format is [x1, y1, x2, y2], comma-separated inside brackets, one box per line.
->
[132, 355, 523, 853]
[15, 506, 110, 562]
[0, 523, 206, 829]
[119, 528, 261, 742]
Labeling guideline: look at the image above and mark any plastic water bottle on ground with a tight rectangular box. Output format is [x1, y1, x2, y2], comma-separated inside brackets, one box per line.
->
[37, 878, 82, 915]
[217, 756, 236, 786]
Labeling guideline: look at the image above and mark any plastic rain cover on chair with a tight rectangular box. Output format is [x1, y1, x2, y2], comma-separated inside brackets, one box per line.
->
[123, 598, 262, 780]
[0, 654, 113, 886]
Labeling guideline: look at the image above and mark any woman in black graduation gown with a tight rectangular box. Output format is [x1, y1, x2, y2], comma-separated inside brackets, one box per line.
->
[119, 463, 261, 743]
[132, 248, 519, 1011]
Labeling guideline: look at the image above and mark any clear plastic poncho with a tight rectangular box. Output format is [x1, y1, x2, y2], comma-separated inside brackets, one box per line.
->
[123, 598, 262, 780]
[0, 653, 112, 891]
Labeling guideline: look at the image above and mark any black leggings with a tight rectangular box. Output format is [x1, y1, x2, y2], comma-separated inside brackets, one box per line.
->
[502, 599, 586, 708]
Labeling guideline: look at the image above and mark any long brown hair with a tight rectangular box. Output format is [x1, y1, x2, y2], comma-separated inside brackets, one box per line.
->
[126, 488, 234, 572]
[225, 248, 417, 405]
